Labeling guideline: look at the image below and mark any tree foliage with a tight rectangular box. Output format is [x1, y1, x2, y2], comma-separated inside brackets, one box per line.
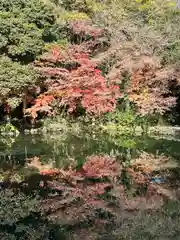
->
[0, 57, 38, 109]
[0, 0, 58, 62]
[26, 45, 120, 119]
[0, 0, 179, 123]
[55, 0, 102, 15]
[127, 57, 177, 115]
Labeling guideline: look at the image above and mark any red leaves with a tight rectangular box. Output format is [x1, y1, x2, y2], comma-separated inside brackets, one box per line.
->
[24, 154, 168, 225]
[34, 95, 54, 106]
[28, 45, 120, 119]
[71, 182, 112, 201]
[127, 167, 149, 184]
[24, 20, 117, 120]
[4, 102, 11, 114]
[82, 155, 121, 178]
[127, 60, 176, 115]
[40, 169, 60, 176]
[26, 94, 55, 119]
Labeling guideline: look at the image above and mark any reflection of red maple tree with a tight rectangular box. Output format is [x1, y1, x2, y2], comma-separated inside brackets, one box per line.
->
[35, 154, 165, 222]
[82, 155, 121, 178]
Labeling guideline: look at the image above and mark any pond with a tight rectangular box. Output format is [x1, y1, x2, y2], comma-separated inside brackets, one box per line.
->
[1, 132, 180, 168]
[1, 131, 180, 239]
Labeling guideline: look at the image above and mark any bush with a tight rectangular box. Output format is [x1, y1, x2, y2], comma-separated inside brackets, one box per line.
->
[0, 57, 38, 109]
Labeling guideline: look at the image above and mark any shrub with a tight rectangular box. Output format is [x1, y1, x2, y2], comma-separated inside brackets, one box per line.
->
[108, 110, 136, 124]
[0, 57, 38, 110]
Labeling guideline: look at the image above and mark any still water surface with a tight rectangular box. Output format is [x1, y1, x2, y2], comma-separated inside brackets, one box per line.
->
[0, 132, 180, 168]
[0, 132, 180, 239]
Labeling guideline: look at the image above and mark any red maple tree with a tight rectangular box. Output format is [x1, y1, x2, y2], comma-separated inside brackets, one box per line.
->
[127, 58, 176, 115]
[26, 45, 120, 119]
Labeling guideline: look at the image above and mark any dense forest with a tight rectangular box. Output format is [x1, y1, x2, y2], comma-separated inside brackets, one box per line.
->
[1, 1, 180, 240]
[0, 0, 180, 132]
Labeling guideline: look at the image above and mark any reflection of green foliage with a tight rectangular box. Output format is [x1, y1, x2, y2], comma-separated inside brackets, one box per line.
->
[0, 129, 18, 161]
[1, 129, 180, 173]
[0, 123, 19, 134]
[0, 189, 51, 240]
[42, 129, 138, 168]
[102, 124, 134, 135]
[111, 136, 136, 149]
[0, 167, 38, 182]
[102, 110, 138, 135]
[162, 42, 180, 65]
[42, 116, 83, 136]
[0, 190, 39, 226]
[111, 200, 180, 240]
[0, 134, 52, 169]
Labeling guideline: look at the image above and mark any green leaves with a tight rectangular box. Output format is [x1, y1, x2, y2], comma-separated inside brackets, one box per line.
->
[0, 12, 44, 59]
[0, 0, 59, 62]
[0, 57, 38, 107]
[0, 0, 56, 27]
[0, 189, 39, 226]
[0, 0, 69, 113]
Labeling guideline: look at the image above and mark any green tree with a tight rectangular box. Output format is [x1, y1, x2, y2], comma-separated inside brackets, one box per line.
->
[0, 0, 60, 62]
[0, 57, 38, 111]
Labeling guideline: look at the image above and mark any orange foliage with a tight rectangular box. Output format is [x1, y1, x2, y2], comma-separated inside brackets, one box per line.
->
[81, 155, 121, 178]
[26, 43, 120, 119]
[25, 94, 55, 119]
[128, 60, 176, 115]
[22, 154, 171, 225]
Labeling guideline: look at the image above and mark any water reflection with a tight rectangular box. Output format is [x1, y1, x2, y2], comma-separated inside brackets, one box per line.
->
[0, 132, 180, 239]
[0, 132, 180, 169]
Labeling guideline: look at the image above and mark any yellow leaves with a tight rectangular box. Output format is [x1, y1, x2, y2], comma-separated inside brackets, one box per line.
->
[59, 11, 90, 22]
[166, 1, 176, 7]
[49, 89, 67, 97]
[44, 40, 68, 51]
[136, 0, 155, 11]
[86, 0, 104, 13]
[148, 18, 155, 24]
[58, 0, 104, 22]
[142, 87, 149, 97]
